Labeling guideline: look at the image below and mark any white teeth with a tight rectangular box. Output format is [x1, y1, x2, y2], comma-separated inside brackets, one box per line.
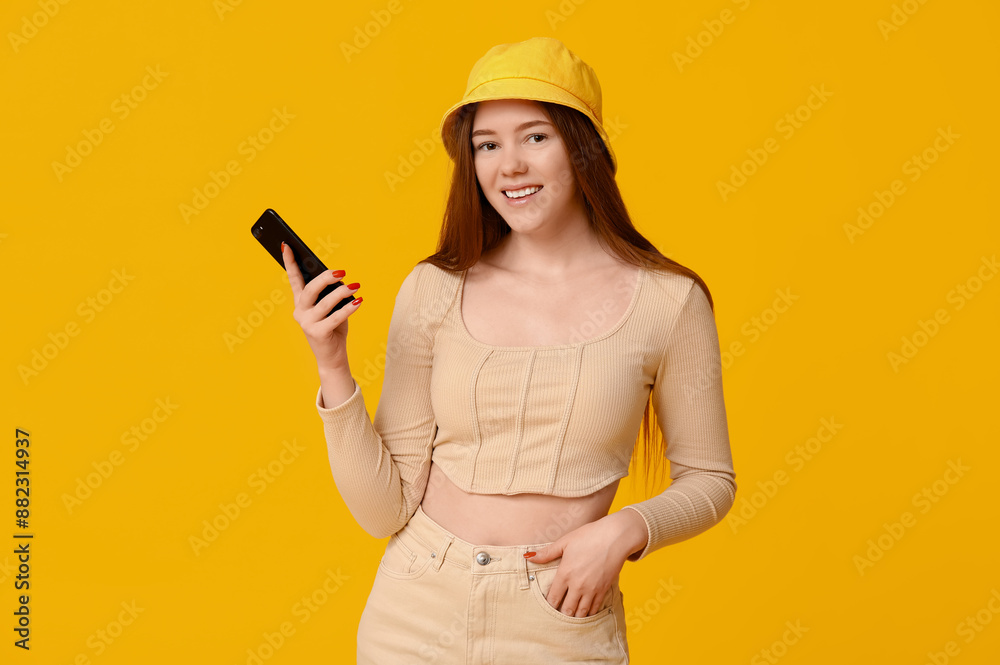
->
[503, 186, 542, 199]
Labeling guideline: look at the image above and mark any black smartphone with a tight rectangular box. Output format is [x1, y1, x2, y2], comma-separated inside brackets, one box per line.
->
[251, 208, 355, 316]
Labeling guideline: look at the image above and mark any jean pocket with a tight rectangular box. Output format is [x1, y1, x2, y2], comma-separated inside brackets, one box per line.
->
[377, 529, 436, 581]
[528, 564, 617, 625]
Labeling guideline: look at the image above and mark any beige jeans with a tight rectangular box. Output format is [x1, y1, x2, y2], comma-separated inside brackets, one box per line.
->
[357, 504, 630, 663]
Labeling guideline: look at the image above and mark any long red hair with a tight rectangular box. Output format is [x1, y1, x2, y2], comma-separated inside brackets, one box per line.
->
[424, 100, 716, 497]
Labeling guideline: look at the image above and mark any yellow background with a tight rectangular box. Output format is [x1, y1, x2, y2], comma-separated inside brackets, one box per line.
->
[4, 0, 999, 662]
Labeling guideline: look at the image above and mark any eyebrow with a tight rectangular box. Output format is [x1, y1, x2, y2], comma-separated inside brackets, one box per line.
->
[471, 120, 552, 138]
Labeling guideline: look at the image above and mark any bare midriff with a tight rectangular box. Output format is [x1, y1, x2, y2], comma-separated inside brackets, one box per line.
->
[420, 460, 621, 546]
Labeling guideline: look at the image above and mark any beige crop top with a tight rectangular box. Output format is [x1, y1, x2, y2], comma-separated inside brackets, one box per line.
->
[315, 260, 737, 561]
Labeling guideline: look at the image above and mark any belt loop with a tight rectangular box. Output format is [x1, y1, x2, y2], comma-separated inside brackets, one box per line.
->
[519, 546, 530, 590]
[431, 535, 453, 571]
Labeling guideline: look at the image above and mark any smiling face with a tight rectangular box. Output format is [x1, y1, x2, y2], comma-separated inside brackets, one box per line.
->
[471, 99, 586, 235]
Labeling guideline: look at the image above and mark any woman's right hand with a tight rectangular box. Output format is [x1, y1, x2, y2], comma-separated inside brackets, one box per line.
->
[281, 241, 362, 372]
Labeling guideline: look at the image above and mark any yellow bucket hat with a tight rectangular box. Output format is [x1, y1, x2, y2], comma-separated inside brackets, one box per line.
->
[439, 37, 618, 174]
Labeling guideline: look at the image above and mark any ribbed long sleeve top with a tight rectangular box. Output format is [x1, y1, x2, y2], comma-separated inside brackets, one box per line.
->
[315, 260, 737, 561]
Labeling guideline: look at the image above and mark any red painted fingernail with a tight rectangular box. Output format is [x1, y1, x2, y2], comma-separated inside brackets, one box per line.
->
[524, 551, 536, 558]
[347, 282, 360, 290]
[352, 297, 363, 306]
[280, 242, 285, 251]
[332, 269, 346, 278]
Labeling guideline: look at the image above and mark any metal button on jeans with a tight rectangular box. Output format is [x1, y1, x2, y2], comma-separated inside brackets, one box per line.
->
[476, 551, 491, 565]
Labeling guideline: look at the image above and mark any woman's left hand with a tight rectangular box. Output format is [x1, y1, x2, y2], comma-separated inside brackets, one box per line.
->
[525, 510, 646, 617]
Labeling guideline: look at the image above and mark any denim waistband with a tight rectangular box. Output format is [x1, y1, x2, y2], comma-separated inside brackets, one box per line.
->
[404, 504, 559, 588]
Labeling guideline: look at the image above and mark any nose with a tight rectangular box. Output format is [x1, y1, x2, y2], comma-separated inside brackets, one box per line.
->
[499, 143, 527, 177]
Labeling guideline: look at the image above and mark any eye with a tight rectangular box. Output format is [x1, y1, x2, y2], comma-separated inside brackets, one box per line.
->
[476, 141, 498, 152]
[527, 133, 547, 143]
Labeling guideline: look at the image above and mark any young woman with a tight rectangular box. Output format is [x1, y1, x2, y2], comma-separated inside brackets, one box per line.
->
[282, 37, 737, 664]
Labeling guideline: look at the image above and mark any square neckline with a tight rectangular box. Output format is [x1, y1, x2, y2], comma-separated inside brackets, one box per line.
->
[455, 265, 645, 351]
